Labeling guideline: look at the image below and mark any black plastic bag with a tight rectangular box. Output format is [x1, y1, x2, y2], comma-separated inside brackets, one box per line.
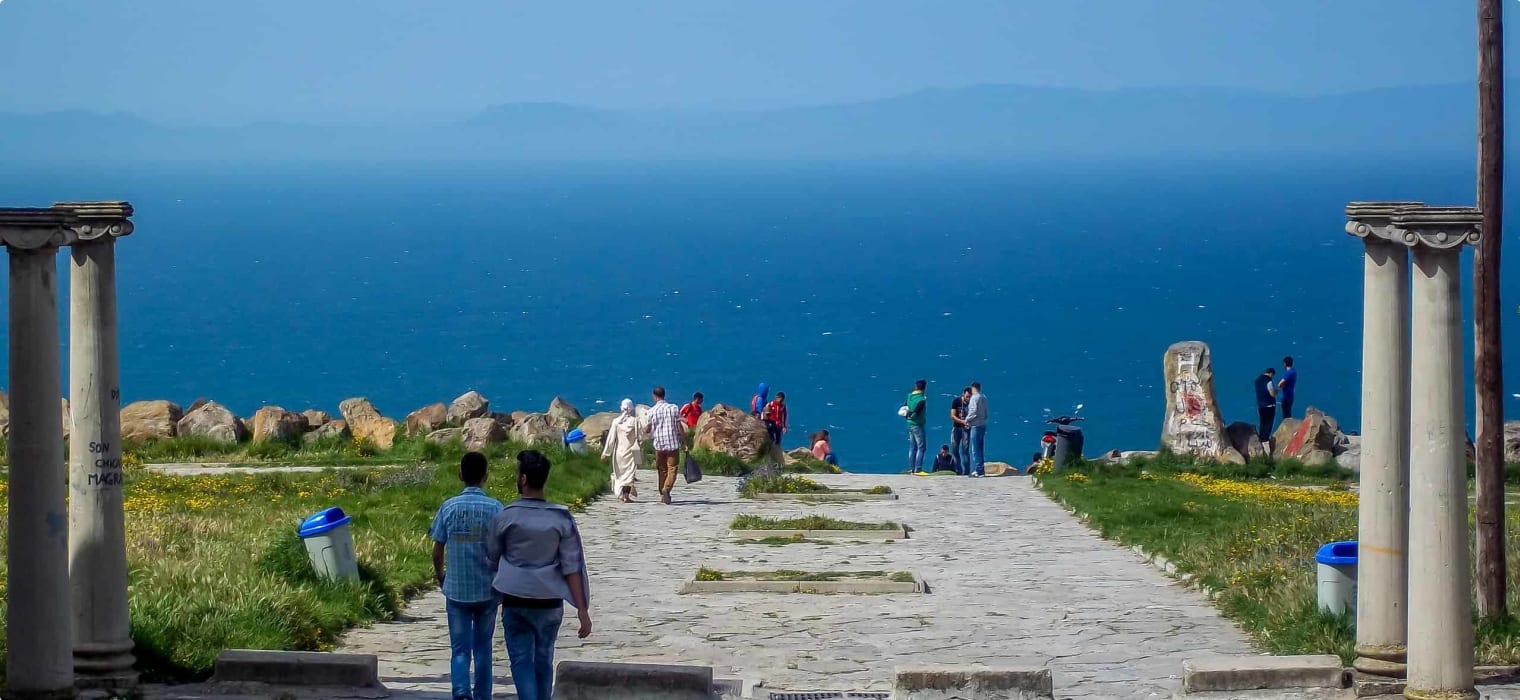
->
[683, 452, 703, 484]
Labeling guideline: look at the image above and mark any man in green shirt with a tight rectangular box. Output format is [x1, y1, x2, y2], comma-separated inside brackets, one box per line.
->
[905, 379, 928, 473]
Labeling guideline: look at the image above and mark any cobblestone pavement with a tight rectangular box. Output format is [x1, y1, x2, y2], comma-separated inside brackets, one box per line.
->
[331, 472, 1261, 699]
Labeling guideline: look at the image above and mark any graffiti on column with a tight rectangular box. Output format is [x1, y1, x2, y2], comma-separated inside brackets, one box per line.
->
[85, 385, 123, 488]
[1169, 350, 1218, 455]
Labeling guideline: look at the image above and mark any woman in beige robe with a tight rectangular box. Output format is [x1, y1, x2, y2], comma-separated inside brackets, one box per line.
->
[602, 398, 642, 502]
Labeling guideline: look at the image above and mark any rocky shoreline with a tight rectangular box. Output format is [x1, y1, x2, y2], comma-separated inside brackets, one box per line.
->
[0, 390, 800, 466]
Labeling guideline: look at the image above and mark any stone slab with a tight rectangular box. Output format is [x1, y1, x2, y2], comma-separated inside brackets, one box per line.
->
[1182, 655, 1346, 693]
[1177, 690, 1353, 700]
[554, 660, 715, 700]
[681, 574, 922, 595]
[895, 666, 1053, 699]
[750, 491, 898, 502]
[728, 528, 908, 540]
[211, 650, 381, 688]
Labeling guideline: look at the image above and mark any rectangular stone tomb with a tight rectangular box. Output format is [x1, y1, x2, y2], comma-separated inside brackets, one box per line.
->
[728, 527, 908, 540]
[749, 489, 897, 502]
[681, 569, 924, 594]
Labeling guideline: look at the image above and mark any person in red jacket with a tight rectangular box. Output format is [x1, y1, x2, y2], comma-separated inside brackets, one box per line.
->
[763, 392, 788, 447]
[679, 392, 704, 429]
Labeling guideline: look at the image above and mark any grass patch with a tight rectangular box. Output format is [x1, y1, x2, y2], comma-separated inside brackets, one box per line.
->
[1037, 457, 1520, 665]
[739, 474, 830, 497]
[0, 440, 608, 682]
[729, 514, 899, 531]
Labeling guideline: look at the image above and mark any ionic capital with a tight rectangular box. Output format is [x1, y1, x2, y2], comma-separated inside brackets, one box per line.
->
[1390, 206, 1481, 251]
[1346, 201, 1424, 243]
[57, 201, 134, 243]
[0, 201, 134, 250]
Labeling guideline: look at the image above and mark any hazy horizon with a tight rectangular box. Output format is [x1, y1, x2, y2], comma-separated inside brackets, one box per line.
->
[0, 1, 1505, 127]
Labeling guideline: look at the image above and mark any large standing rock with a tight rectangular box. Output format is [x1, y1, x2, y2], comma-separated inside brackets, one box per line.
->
[577, 412, 619, 451]
[339, 397, 398, 450]
[1160, 341, 1235, 462]
[1225, 421, 1268, 461]
[121, 400, 183, 442]
[177, 401, 245, 443]
[301, 409, 332, 430]
[462, 417, 507, 451]
[304, 419, 351, 444]
[448, 391, 490, 426]
[252, 406, 309, 443]
[1336, 435, 1363, 472]
[1272, 407, 1342, 462]
[405, 403, 448, 437]
[0, 389, 9, 438]
[547, 397, 582, 430]
[693, 404, 770, 462]
[508, 413, 564, 447]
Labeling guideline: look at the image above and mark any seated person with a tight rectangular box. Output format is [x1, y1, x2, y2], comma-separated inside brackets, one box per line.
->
[931, 444, 956, 473]
[811, 430, 839, 467]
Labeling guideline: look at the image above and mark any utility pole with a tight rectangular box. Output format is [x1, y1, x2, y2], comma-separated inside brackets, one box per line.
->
[1475, 0, 1507, 620]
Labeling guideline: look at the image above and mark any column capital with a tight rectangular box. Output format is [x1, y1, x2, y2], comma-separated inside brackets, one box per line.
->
[1391, 206, 1482, 250]
[0, 201, 134, 250]
[1346, 201, 1424, 242]
[57, 201, 134, 243]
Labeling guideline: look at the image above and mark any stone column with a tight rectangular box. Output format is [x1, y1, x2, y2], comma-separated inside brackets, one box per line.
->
[0, 208, 79, 699]
[1344, 202, 1420, 679]
[63, 202, 136, 688]
[1396, 206, 1482, 700]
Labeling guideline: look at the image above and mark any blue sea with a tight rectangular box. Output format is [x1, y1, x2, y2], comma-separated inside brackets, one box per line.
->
[1, 159, 1516, 472]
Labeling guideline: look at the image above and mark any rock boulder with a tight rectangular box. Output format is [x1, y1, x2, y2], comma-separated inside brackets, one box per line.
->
[448, 391, 490, 426]
[405, 403, 448, 437]
[301, 410, 332, 429]
[1272, 407, 1342, 462]
[1160, 341, 1232, 461]
[304, 419, 351, 444]
[177, 401, 245, 443]
[1225, 421, 1268, 461]
[548, 396, 582, 430]
[508, 413, 564, 447]
[1505, 421, 1520, 463]
[252, 406, 308, 443]
[693, 404, 770, 462]
[339, 397, 398, 450]
[577, 412, 618, 451]
[425, 427, 464, 445]
[121, 400, 183, 442]
[462, 417, 507, 451]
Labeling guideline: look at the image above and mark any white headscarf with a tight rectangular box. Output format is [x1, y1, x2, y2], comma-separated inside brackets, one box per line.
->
[620, 398, 635, 415]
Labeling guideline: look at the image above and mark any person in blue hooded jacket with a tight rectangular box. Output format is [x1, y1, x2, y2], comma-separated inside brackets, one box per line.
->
[750, 383, 769, 418]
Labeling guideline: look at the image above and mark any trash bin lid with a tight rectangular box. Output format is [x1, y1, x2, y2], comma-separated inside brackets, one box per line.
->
[1315, 540, 1357, 565]
[298, 506, 352, 538]
[565, 428, 586, 443]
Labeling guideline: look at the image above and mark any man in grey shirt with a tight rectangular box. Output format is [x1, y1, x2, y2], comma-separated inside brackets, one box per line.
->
[965, 382, 988, 477]
[485, 450, 592, 700]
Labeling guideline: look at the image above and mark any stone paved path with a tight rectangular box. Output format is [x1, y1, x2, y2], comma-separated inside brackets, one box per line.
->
[338, 472, 1257, 699]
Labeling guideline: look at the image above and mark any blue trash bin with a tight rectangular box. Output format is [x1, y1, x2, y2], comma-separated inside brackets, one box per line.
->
[298, 506, 359, 581]
[1314, 541, 1357, 615]
[565, 427, 588, 455]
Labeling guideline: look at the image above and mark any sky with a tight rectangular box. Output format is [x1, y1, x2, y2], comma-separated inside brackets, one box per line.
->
[0, 0, 1498, 125]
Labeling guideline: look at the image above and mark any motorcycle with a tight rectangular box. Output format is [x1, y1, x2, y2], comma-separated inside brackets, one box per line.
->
[1032, 404, 1086, 471]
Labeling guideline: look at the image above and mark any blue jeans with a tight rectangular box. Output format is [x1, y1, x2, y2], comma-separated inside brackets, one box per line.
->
[907, 424, 926, 470]
[951, 427, 971, 475]
[502, 605, 564, 700]
[969, 425, 987, 475]
[446, 597, 500, 700]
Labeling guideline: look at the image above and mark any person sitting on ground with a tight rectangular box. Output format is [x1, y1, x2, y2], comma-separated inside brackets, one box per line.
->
[485, 450, 592, 700]
[932, 444, 956, 474]
[811, 429, 838, 467]
[763, 392, 788, 447]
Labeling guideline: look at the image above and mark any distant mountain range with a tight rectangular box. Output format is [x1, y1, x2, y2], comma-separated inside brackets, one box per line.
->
[0, 83, 1491, 162]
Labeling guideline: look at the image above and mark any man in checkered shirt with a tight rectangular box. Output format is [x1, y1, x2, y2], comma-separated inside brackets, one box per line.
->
[645, 386, 687, 504]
